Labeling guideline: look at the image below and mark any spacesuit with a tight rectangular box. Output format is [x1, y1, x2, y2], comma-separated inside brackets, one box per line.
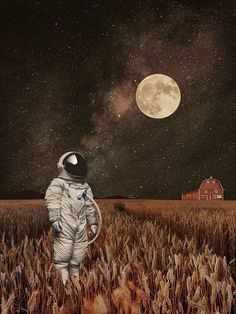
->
[44, 151, 98, 284]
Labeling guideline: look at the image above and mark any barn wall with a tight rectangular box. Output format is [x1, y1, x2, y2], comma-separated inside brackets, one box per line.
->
[182, 190, 199, 200]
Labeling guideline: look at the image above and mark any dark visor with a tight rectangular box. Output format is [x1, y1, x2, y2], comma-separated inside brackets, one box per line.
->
[63, 153, 87, 177]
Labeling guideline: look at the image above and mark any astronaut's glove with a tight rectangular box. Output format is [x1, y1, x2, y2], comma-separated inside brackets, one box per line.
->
[52, 221, 62, 234]
[90, 224, 98, 234]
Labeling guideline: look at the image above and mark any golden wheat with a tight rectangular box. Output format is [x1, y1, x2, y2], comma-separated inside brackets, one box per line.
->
[0, 200, 235, 313]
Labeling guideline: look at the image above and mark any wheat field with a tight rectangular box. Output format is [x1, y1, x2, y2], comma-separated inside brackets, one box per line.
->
[0, 199, 236, 313]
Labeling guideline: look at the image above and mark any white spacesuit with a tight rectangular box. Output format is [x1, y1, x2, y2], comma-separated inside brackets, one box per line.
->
[44, 151, 98, 285]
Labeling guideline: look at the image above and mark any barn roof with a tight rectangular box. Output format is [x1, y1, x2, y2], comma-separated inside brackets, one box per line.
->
[199, 176, 224, 190]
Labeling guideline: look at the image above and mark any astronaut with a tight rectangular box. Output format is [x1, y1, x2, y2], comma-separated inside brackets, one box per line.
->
[44, 151, 98, 285]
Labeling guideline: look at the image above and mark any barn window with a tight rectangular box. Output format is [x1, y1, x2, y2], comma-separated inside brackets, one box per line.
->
[187, 195, 190, 199]
[215, 189, 218, 193]
[206, 181, 209, 183]
[205, 190, 208, 193]
[212, 180, 215, 183]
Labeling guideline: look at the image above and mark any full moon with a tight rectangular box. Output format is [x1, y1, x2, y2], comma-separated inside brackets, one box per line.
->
[136, 74, 181, 119]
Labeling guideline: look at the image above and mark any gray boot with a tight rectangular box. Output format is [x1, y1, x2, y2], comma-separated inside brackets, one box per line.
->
[60, 268, 69, 285]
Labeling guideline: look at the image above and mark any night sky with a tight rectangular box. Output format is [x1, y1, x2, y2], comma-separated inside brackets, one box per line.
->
[0, 1, 235, 199]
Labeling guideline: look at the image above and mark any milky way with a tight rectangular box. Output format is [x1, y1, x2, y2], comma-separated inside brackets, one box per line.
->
[0, 1, 235, 199]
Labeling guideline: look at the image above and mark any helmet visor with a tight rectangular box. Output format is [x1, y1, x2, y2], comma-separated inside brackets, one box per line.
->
[63, 153, 87, 177]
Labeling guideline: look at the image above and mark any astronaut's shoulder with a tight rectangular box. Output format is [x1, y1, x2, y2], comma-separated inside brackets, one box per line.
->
[50, 177, 65, 186]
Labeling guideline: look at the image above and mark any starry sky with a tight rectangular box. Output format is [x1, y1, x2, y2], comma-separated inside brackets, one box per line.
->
[0, 0, 235, 199]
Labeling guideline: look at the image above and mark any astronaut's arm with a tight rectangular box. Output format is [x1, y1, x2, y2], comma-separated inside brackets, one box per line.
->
[44, 178, 63, 223]
[85, 186, 98, 226]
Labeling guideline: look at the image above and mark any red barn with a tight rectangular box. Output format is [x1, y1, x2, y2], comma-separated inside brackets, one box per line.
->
[182, 176, 224, 200]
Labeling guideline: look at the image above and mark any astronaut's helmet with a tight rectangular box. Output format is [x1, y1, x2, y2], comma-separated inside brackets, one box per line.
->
[59, 152, 88, 179]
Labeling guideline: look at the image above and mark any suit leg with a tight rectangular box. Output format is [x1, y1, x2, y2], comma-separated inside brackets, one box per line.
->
[69, 229, 88, 277]
[53, 231, 74, 284]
